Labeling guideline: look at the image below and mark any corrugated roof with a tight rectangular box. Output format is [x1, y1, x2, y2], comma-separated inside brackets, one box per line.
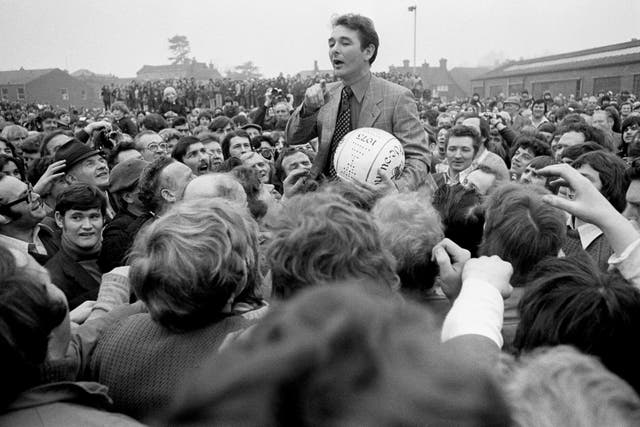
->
[0, 68, 56, 85]
[476, 39, 640, 79]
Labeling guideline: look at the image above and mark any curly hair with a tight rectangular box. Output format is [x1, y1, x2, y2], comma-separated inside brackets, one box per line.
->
[372, 191, 444, 294]
[129, 198, 260, 332]
[266, 192, 398, 299]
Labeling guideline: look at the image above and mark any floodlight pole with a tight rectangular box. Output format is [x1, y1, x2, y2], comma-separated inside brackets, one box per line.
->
[408, 5, 417, 75]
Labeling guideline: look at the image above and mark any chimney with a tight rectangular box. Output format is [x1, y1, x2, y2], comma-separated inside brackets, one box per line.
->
[439, 58, 447, 70]
[314, 60, 319, 72]
[403, 59, 410, 69]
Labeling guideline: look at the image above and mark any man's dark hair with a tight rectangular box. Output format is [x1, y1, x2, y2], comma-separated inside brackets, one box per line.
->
[221, 130, 250, 159]
[332, 14, 379, 65]
[432, 184, 485, 257]
[479, 184, 566, 285]
[445, 124, 482, 155]
[171, 136, 201, 163]
[561, 141, 604, 162]
[142, 113, 167, 133]
[572, 151, 629, 213]
[197, 111, 212, 122]
[250, 134, 275, 151]
[172, 116, 188, 128]
[0, 246, 68, 408]
[138, 157, 175, 214]
[208, 116, 233, 132]
[515, 256, 640, 393]
[558, 122, 610, 151]
[511, 136, 551, 158]
[55, 183, 107, 217]
[531, 98, 547, 114]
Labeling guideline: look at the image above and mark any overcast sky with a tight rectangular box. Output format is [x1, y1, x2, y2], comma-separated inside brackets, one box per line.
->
[1, 0, 638, 78]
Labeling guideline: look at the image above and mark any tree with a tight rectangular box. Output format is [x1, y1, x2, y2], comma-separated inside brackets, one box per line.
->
[168, 35, 191, 65]
[229, 61, 262, 79]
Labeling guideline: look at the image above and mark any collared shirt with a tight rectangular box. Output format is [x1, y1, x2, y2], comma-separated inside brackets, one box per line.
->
[0, 225, 47, 255]
[346, 72, 371, 127]
[568, 217, 604, 249]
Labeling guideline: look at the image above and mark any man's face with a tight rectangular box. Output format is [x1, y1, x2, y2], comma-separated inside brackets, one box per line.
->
[446, 136, 475, 173]
[56, 208, 103, 249]
[114, 149, 143, 166]
[214, 124, 234, 140]
[575, 164, 603, 192]
[511, 146, 535, 177]
[437, 116, 452, 128]
[621, 104, 632, 116]
[520, 165, 547, 187]
[503, 102, 519, 116]
[623, 123, 639, 144]
[328, 25, 373, 82]
[199, 116, 211, 127]
[463, 169, 495, 195]
[532, 103, 545, 119]
[1, 160, 22, 181]
[67, 155, 110, 190]
[623, 180, 640, 223]
[0, 140, 12, 157]
[228, 136, 252, 158]
[274, 103, 290, 122]
[22, 151, 41, 170]
[138, 133, 168, 161]
[203, 141, 224, 167]
[245, 127, 260, 139]
[174, 124, 190, 136]
[592, 111, 611, 131]
[112, 109, 124, 121]
[243, 153, 271, 183]
[0, 177, 46, 225]
[42, 118, 58, 132]
[161, 162, 195, 204]
[183, 142, 210, 176]
[281, 151, 312, 177]
[556, 131, 585, 160]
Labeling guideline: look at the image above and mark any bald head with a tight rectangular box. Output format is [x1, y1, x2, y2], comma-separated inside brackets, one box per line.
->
[183, 173, 247, 206]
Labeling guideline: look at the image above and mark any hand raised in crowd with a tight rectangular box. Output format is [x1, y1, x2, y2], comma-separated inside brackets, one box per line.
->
[84, 120, 111, 134]
[344, 168, 399, 198]
[264, 88, 273, 107]
[69, 300, 96, 325]
[461, 256, 513, 299]
[303, 79, 329, 113]
[33, 160, 66, 196]
[432, 238, 471, 300]
[537, 163, 640, 254]
[282, 167, 311, 199]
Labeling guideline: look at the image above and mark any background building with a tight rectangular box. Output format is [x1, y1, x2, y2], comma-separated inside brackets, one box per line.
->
[389, 59, 488, 101]
[136, 61, 222, 81]
[471, 39, 640, 99]
[0, 68, 99, 108]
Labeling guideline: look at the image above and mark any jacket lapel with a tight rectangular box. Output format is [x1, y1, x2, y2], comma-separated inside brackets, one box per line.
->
[358, 75, 382, 128]
[311, 83, 343, 179]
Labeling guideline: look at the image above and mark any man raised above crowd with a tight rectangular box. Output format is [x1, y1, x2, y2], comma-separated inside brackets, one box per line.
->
[286, 13, 430, 191]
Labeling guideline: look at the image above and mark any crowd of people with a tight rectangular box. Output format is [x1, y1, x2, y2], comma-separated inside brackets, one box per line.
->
[2, 12, 640, 427]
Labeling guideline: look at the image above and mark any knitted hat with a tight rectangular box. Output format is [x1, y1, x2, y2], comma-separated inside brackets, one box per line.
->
[109, 158, 149, 193]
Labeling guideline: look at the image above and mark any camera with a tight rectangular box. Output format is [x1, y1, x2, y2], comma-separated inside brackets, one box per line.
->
[270, 88, 286, 102]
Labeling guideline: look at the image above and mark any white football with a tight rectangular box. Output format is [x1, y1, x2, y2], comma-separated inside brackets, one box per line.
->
[333, 127, 405, 184]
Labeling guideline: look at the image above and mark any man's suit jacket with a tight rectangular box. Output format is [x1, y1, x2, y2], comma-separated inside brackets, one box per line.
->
[286, 74, 431, 190]
[45, 247, 100, 310]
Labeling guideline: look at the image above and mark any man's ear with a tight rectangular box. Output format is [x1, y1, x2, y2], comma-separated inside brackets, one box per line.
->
[64, 174, 76, 185]
[363, 44, 375, 62]
[54, 211, 64, 229]
[160, 188, 176, 203]
[122, 191, 135, 205]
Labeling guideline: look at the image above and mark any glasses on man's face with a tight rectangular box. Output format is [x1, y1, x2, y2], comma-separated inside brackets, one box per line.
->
[147, 142, 169, 153]
[1, 184, 34, 208]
